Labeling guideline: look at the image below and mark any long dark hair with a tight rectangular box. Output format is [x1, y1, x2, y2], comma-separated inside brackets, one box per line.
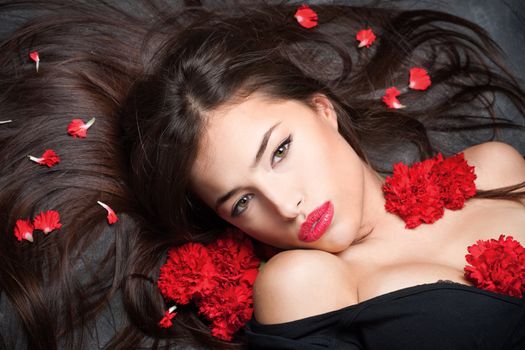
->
[1, 1, 524, 349]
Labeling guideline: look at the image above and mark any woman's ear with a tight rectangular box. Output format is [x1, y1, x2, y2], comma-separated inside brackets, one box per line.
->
[312, 94, 338, 130]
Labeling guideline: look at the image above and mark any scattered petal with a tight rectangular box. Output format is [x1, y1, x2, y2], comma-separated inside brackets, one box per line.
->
[356, 28, 376, 48]
[14, 219, 34, 242]
[33, 210, 62, 234]
[29, 51, 40, 72]
[28, 149, 60, 167]
[97, 201, 118, 224]
[159, 306, 178, 328]
[294, 5, 318, 28]
[0, 120, 12, 124]
[67, 117, 96, 138]
[382, 87, 405, 109]
[409, 67, 432, 90]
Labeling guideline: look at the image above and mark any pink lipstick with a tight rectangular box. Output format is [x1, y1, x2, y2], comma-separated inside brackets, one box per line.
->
[299, 201, 334, 242]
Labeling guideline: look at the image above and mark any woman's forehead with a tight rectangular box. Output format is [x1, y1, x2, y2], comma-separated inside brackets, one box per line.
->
[200, 94, 304, 151]
[193, 96, 284, 178]
[191, 94, 311, 201]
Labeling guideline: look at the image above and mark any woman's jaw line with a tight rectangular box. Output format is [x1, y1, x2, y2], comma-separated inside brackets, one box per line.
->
[350, 164, 391, 246]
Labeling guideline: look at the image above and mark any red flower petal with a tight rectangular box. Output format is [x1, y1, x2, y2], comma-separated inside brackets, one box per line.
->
[33, 210, 62, 234]
[157, 229, 260, 341]
[14, 218, 34, 242]
[29, 51, 40, 72]
[383, 154, 443, 228]
[158, 306, 177, 328]
[207, 232, 261, 282]
[382, 152, 476, 228]
[356, 28, 376, 48]
[97, 201, 118, 224]
[28, 149, 60, 167]
[199, 283, 255, 341]
[29, 51, 39, 62]
[158, 243, 218, 304]
[409, 67, 431, 90]
[437, 153, 477, 210]
[382, 87, 405, 109]
[464, 235, 525, 298]
[67, 117, 96, 138]
[294, 5, 318, 28]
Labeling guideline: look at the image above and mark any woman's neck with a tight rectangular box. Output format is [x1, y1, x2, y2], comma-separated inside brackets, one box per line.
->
[352, 163, 405, 246]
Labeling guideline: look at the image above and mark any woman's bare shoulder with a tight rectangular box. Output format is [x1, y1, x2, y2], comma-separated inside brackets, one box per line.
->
[461, 141, 525, 191]
[253, 249, 357, 325]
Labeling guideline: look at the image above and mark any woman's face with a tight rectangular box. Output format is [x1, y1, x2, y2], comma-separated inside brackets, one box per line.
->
[190, 92, 369, 253]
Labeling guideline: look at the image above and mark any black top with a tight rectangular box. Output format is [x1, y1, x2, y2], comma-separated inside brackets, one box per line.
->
[245, 280, 525, 349]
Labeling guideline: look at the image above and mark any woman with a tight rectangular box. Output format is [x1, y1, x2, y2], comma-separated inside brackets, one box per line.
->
[1, 0, 524, 349]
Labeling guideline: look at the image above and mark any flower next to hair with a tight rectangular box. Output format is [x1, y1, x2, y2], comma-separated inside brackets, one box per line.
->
[382, 87, 405, 109]
[29, 51, 40, 72]
[158, 230, 261, 341]
[159, 305, 177, 328]
[14, 219, 34, 242]
[97, 201, 118, 224]
[28, 149, 60, 167]
[409, 67, 432, 90]
[67, 117, 96, 138]
[33, 210, 62, 234]
[356, 28, 376, 48]
[382, 152, 476, 228]
[294, 5, 318, 28]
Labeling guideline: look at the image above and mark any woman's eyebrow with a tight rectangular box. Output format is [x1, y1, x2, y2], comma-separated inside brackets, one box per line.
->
[214, 121, 281, 210]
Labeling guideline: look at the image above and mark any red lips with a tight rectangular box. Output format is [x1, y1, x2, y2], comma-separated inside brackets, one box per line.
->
[299, 201, 334, 242]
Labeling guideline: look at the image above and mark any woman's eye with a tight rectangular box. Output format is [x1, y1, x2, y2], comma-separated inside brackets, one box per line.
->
[272, 135, 292, 165]
[230, 135, 292, 218]
[231, 194, 254, 217]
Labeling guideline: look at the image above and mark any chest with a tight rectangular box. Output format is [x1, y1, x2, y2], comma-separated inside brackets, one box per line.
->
[345, 199, 525, 303]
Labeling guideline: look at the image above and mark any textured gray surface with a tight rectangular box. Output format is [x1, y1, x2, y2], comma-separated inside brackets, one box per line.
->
[332, 0, 525, 156]
[344, 0, 525, 83]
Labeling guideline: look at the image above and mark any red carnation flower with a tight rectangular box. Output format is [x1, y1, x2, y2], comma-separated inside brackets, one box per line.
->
[383, 153, 477, 228]
[437, 153, 477, 210]
[28, 149, 60, 167]
[465, 235, 525, 298]
[158, 306, 177, 328]
[158, 243, 218, 304]
[29, 51, 40, 72]
[294, 5, 318, 28]
[157, 230, 260, 341]
[67, 117, 96, 138]
[33, 210, 62, 234]
[409, 67, 431, 90]
[97, 201, 118, 224]
[208, 232, 261, 283]
[382, 87, 405, 109]
[356, 28, 376, 48]
[383, 155, 444, 228]
[198, 283, 255, 341]
[14, 218, 34, 242]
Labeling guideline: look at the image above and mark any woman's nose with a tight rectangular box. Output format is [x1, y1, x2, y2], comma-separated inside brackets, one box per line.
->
[262, 183, 303, 220]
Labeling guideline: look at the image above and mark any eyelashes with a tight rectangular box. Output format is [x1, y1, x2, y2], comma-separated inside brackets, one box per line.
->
[230, 134, 293, 217]
[271, 134, 292, 166]
[231, 193, 254, 218]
